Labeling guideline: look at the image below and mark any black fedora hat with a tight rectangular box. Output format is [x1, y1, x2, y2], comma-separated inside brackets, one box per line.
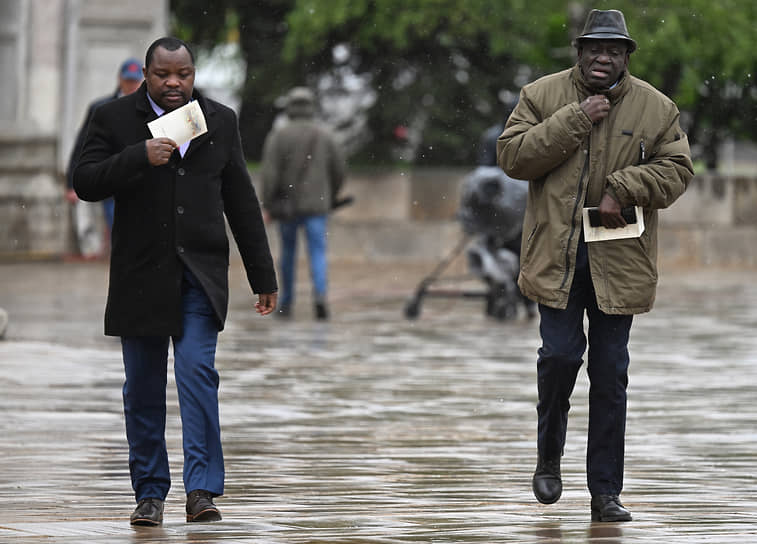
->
[575, 9, 637, 53]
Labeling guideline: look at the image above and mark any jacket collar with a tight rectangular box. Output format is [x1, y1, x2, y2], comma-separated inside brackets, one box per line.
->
[571, 64, 630, 104]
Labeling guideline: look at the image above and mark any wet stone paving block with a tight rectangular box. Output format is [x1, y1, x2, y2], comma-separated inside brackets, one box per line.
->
[0, 261, 756, 543]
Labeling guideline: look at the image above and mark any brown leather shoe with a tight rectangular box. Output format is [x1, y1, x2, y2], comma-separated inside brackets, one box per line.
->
[186, 489, 222, 522]
[130, 497, 164, 526]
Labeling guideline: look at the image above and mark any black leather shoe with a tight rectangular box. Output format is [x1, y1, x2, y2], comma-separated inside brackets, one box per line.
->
[275, 305, 291, 319]
[186, 489, 222, 522]
[591, 494, 632, 522]
[314, 302, 329, 320]
[130, 497, 164, 526]
[532, 456, 562, 504]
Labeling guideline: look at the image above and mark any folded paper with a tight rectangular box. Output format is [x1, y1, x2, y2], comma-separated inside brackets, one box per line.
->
[147, 100, 207, 146]
[582, 206, 644, 242]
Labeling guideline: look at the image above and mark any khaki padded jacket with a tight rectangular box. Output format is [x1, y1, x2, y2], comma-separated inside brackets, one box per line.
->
[261, 117, 345, 218]
[497, 65, 694, 314]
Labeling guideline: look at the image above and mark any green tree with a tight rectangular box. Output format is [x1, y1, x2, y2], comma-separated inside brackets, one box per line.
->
[171, 0, 757, 169]
[283, 0, 757, 168]
[282, 0, 573, 164]
[172, 0, 300, 160]
[615, 0, 757, 170]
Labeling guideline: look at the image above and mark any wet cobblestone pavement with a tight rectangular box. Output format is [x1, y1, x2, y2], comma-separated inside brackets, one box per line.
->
[0, 259, 756, 543]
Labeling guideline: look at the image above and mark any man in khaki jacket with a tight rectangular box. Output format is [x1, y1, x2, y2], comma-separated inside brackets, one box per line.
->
[498, 9, 693, 521]
[261, 87, 345, 320]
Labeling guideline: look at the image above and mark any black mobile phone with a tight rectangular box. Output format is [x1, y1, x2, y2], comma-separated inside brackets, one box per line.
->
[587, 207, 637, 228]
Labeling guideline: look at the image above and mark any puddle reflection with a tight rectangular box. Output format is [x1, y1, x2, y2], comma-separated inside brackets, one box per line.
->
[589, 523, 624, 542]
[533, 522, 563, 541]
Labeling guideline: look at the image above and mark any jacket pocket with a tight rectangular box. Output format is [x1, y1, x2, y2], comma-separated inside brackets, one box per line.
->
[611, 130, 648, 168]
[526, 222, 538, 247]
[520, 222, 539, 272]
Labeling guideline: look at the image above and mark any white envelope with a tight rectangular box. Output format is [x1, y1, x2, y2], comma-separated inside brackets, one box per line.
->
[147, 100, 207, 147]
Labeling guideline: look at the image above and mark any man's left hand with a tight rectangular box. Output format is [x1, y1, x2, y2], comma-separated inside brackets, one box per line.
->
[255, 293, 278, 315]
[64, 188, 79, 203]
[597, 193, 626, 228]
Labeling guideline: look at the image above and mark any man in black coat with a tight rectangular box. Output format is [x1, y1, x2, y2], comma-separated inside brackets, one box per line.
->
[74, 37, 277, 526]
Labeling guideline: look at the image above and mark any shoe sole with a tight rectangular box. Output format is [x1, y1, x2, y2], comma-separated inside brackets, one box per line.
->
[591, 510, 632, 522]
[534, 490, 562, 505]
[186, 508, 222, 522]
[130, 517, 162, 527]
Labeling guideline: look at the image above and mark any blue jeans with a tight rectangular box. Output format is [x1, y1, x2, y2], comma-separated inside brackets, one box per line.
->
[278, 214, 328, 307]
[103, 197, 114, 231]
[121, 268, 223, 501]
[536, 238, 633, 496]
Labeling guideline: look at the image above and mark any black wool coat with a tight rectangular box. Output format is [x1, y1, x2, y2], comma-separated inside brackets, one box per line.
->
[74, 83, 277, 336]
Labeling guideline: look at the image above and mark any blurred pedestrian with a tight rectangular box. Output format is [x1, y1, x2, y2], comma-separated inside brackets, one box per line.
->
[0, 307, 8, 340]
[498, 9, 693, 521]
[477, 120, 504, 167]
[478, 102, 515, 167]
[65, 57, 144, 259]
[261, 87, 345, 320]
[74, 37, 278, 526]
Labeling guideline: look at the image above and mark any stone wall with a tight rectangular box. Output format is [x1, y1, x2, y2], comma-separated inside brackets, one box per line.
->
[279, 169, 757, 268]
[0, 0, 167, 259]
[4, 154, 757, 268]
[659, 174, 757, 267]
[0, 131, 64, 256]
[251, 167, 471, 264]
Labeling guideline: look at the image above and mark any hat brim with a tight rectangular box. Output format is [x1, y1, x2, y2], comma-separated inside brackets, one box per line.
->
[575, 35, 637, 53]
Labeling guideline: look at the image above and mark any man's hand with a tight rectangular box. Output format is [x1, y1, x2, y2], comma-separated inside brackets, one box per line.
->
[580, 94, 611, 124]
[255, 293, 278, 316]
[64, 188, 79, 204]
[146, 137, 178, 166]
[597, 192, 626, 228]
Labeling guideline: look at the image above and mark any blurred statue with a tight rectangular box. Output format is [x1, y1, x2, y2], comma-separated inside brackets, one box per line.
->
[0, 307, 8, 340]
[460, 167, 534, 320]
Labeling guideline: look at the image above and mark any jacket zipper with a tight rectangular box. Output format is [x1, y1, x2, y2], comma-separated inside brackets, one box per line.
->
[559, 136, 590, 290]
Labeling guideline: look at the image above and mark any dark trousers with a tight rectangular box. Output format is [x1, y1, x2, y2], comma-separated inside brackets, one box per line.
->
[536, 238, 633, 496]
[121, 268, 224, 501]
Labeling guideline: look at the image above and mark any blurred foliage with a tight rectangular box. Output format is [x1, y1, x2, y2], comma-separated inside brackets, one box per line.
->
[172, 0, 757, 169]
[616, 0, 757, 169]
[172, 0, 300, 159]
[282, 0, 573, 164]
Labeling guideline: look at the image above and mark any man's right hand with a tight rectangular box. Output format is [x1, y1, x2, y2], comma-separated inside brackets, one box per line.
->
[580, 94, 611, 124]
[146, 137, 179, 166]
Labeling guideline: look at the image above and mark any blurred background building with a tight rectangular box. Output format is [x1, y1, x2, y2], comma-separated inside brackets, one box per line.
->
[1, 1, 756, 267]
[0, 0, 167, 258]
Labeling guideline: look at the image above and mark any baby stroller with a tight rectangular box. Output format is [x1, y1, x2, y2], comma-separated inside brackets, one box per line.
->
[404, 166, 535, 320]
